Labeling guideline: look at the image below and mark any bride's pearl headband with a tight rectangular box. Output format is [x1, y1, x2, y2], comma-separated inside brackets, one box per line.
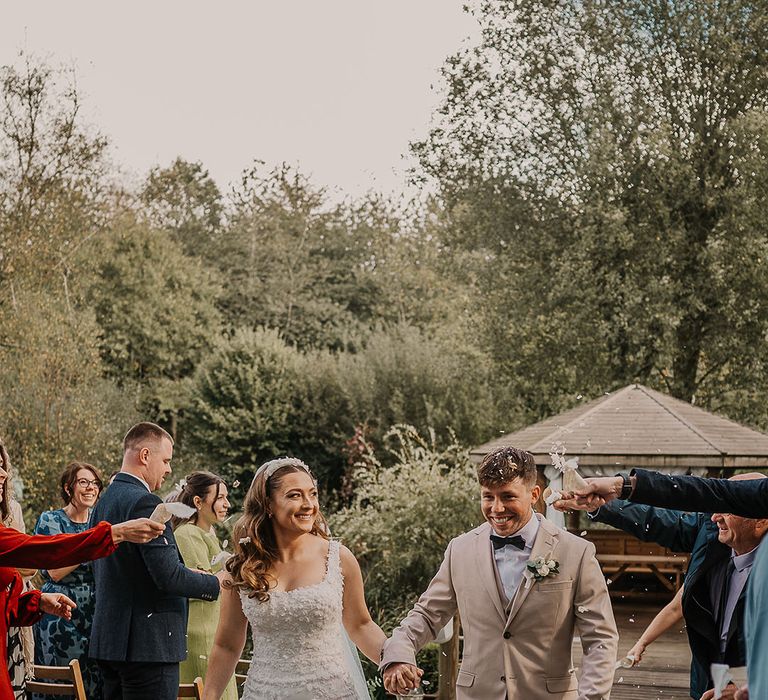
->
[253, 457, 312, 483]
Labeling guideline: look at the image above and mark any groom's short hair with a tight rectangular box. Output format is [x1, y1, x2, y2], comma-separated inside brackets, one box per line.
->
[477, 446, 537, 488]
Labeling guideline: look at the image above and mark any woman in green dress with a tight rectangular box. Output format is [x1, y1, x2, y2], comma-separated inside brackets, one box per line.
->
[172, 471, 238, 700]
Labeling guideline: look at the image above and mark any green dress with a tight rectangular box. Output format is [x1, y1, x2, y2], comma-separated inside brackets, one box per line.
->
[175, 523, 239, 700]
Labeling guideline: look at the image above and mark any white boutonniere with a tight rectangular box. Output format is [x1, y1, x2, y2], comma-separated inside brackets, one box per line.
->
[527, 556, 560, 581]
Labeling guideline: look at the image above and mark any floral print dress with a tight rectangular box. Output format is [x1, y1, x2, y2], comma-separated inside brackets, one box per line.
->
[33, 509, 103, 699]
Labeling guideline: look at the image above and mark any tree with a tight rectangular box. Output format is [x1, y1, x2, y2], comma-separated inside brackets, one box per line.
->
[85, 216, 222, 431]
[0, 292, 137, 513]
[182, 327, 352, 492]
[140, 158, 224, 258]
[219, 162, 388, 350]
[414, 0, 768, 417]
[0, 54, 109, 311]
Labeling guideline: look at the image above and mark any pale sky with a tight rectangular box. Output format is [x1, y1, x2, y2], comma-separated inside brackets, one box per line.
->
[1, 2, 478, 199]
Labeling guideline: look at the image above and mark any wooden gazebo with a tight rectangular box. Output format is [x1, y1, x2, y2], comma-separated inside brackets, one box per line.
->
[471, 383, 768, 598]
[471, 383, 768, 476]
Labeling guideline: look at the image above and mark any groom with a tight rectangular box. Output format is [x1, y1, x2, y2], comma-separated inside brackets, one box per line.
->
[381, 446, 617, 699]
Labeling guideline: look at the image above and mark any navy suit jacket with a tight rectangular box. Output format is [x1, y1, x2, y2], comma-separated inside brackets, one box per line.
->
[88, 473, 220, 663]
[627, 470, 768, 700]
[591, 500, 745, 699]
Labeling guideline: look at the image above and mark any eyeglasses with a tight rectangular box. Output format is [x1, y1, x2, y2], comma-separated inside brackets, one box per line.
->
[76, 478, 101, 489]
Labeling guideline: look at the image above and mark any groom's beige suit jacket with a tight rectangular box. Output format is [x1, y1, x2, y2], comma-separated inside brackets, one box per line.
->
[381, 515, 617, 699]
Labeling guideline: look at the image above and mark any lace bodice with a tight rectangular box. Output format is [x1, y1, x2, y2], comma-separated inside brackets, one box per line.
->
[239, 539, 359, 700]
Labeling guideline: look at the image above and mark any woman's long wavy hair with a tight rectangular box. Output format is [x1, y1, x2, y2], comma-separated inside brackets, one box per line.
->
[226, 460, 328, 602]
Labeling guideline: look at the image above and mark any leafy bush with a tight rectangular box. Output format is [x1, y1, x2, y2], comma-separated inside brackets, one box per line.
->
[330, 425, 482, 630]
[182, 327, 352, 494]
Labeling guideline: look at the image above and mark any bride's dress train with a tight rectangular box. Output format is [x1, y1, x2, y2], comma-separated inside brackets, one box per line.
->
[239, 539, 366, 699]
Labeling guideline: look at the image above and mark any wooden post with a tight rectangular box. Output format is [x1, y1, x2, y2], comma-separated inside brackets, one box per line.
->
[437, 615, 460, 700]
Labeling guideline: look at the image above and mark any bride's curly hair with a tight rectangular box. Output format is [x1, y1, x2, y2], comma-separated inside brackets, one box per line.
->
[226, 458, 329, 602]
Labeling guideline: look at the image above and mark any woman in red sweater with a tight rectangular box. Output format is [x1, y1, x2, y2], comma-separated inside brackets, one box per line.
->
[0, 445, 164, 700]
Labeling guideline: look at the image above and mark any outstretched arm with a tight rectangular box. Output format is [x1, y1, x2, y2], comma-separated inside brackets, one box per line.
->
[0, 521, 117, 569]
[557, 471, 768, 518]
[202, 575, 248, 700]
[624, 587, 684, 666]
[589, 500, 702, 552]
[340, 545, 387, 663]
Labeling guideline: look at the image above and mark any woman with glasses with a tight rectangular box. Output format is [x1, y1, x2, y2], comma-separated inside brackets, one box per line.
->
[33, 462, 105, 699]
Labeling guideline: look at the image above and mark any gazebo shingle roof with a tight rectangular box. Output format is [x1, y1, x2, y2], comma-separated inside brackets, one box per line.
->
[471, 384, 768, 471]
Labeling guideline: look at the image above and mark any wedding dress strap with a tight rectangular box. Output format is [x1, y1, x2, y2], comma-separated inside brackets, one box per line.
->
[327, 539, 342, 582]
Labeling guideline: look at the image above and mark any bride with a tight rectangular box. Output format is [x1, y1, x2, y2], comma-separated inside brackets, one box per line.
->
[202, 458, 386, 700]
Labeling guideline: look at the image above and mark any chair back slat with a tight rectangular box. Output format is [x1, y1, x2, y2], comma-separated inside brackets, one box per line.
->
[28, 659, 87, 700]
[30, 666, 74, 681]
[25, 681, 76, 695]
[235, 658, 251, 687]
[177, 676, 204, 699]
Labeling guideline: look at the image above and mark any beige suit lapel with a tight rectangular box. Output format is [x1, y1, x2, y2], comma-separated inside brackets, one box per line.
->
[474, 523, 507, 622]
[504, 515, 559, 629]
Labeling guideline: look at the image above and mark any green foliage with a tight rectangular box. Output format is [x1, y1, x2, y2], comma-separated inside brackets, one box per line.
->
[0, 293, 138, 514]
[414, 0, 768, 422]
[0, 54, 108, 303]
[87, 217, 222, 384]
[140, 158, 224, 258]
[182, 327, 352, 491]
[330, 425, 481, 630]
[340, 323, 510, 448]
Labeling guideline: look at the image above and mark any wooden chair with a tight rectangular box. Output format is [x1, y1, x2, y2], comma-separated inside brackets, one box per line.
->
[235, 659, 251, 689]
[177, 677, 204, 699]
[26, 658, 87, 699]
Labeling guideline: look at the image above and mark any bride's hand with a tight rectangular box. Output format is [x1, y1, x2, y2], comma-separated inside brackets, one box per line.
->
[383, 662, 423, 695]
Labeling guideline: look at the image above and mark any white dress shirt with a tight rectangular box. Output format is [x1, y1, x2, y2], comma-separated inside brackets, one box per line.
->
[121, 471, 151, 492]
[492, 511, 541, 603]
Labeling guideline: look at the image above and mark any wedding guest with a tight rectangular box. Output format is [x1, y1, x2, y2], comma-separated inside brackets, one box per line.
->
[382, 446, 618, 699]
[556, 470, 768, 700]
[623, 587, 683, 666]
[0, 439, 166, 700]
[2, 446, 35, 700]
[34, 462, 105, 699]
[202, 458, 384, 699]
[88, 422, 221, 700]
[586, 473, 767, 699]
[172, 471, 237, 700]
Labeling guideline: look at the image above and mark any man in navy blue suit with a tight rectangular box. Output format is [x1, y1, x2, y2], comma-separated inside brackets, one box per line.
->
[89, 422, 221, 700]
[557, 470, 768, 700]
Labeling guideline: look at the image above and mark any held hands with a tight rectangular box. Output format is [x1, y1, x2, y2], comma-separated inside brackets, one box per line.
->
[111, 518, 166, 544]
[702, 683, 739, 699]
[40, 592, 77, 620]
[382, 663, 424, 696]
[553, 476, 625, 512]
[735, 684, 749, 700]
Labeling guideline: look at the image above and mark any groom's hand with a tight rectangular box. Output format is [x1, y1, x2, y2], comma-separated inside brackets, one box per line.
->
[383, 662, 423, 695]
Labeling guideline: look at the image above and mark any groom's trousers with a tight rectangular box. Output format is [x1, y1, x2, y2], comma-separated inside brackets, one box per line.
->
[99, 660, 179, 700]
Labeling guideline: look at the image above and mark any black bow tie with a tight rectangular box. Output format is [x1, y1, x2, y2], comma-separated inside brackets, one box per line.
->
[490, 534, 526, 551]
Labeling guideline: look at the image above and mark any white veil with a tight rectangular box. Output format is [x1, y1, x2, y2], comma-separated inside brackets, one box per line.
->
[341, 629, 370, 698]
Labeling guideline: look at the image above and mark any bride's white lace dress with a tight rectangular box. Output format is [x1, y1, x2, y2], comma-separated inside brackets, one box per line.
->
[239, 539, 362, 700]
